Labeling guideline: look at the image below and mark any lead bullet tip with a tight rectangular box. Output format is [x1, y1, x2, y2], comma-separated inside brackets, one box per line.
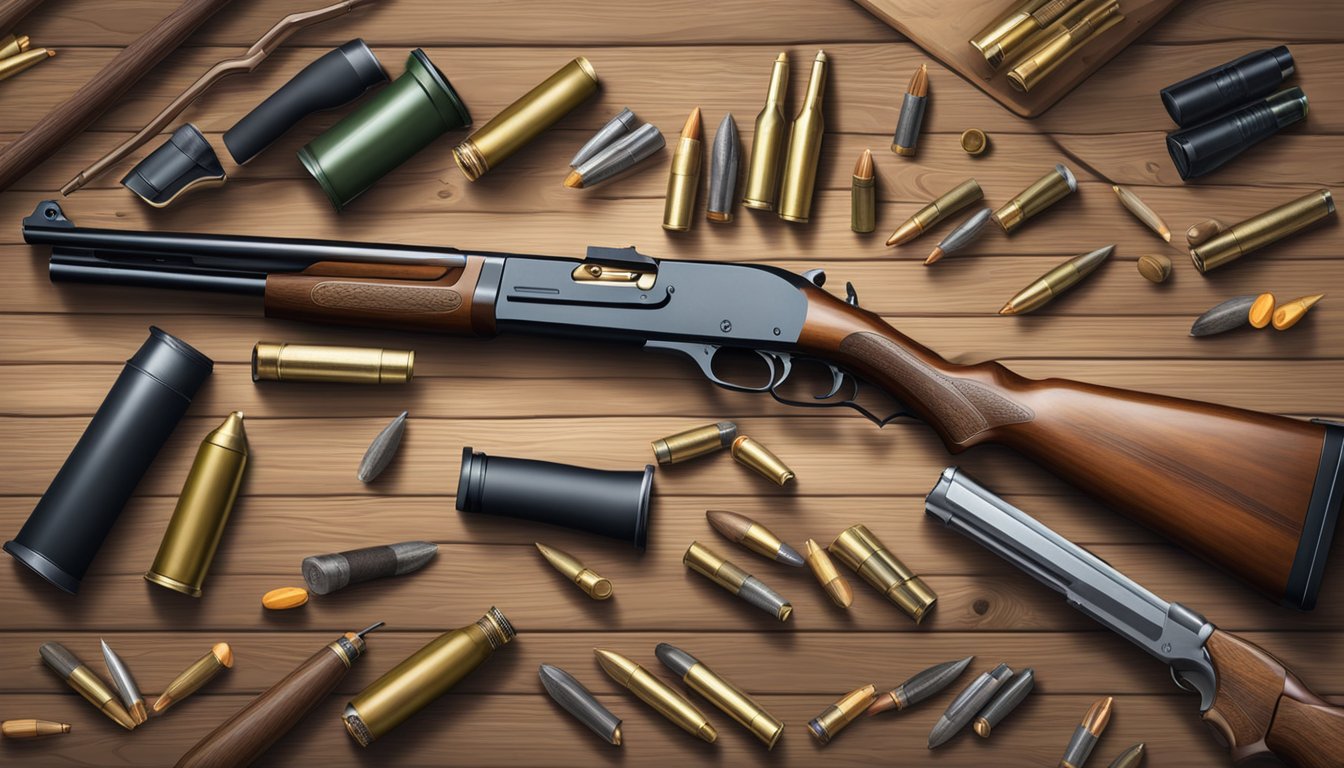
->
[777, 542, 805, 567]
[563, 169, 584, 189]
[681, 107, 702, 141]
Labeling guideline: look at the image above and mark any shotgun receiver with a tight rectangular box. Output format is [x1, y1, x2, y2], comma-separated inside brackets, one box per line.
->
[23, 200, 1343, 607]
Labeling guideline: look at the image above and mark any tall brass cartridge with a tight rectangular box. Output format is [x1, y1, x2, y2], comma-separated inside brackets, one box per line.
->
[252, 342, 413, 383]
[684, 541, 792, 621]
[885, 178, 984, 247]
[1008, 0, 1123, 93]
[993, 164, 1077, 233]
[652, 421, 737, 465]
[453, 58, 598, 181]
[742, 52, 789, 211]
[146, 411, 248, 597]
[656, 643, 784, 749]
[662, 107, 703, 232]
[778, 50, 828, 223]
[1190, 189, 1334, 273]
[39, 643, 137, 730]
[595, 648, 717, 743]
[344, 608, 515, 745]
[829, 524, 935, 622]
[970, 0, 1079, 70]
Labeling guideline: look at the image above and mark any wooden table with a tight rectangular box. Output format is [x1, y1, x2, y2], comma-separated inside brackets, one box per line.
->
[2, 1, 1341, 765]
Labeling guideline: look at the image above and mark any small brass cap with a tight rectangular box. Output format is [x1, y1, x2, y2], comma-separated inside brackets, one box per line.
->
[960, 128, 988, 155]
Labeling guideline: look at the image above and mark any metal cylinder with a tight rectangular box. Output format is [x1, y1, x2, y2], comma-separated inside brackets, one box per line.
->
[731, 435, 794, 486]
[993, 164, 1077, 233]
[1161, 45, 1295, 127]
[1007, 0, 1123, 93]
[343, 608, 515, 745]
[251, 342, 414, 383]
[829, 524, 936, 622]
[778, 51, 828, 223]
[969, 0, 1078, 70]
[1167, 87, 1308, 180]
[145, 411, 249, 597]
[652, 422, 737, 464]
[299, 49, 470, 210]
[4, 327, 212, 594]
[303, 541, 439, 595]
[454, 57, 598, 181]
[1190, 189, 1334, 273]
[742, 52, 789, 211]
[662, 110, 703, 232]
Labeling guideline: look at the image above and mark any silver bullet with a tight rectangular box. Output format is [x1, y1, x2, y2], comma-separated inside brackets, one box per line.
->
[100, 639, 147, 724]
[1190, 295, 1258, 337]
[570, 108, 637, 168]
[926, 207, 993, 265]
[357, 411, 407, 483]
[973, 666, 1035, 737]
[928, 662, 1013, 748]
[565, 123, 665, 189]
[539, 663, 623, 746]
[707, 113, 741, 223]
[302, 541, 439, 595]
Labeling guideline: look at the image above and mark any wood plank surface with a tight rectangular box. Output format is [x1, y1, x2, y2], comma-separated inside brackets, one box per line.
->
[1, 1, 1341, 767]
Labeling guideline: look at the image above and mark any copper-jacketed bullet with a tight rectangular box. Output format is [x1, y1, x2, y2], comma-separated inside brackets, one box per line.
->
[707, 113, 741, 223]
[808, 684, 876, 744]
[536, 542, 613, 600]
[154, 643, 234, 713]
[1190, 189, 1334, 273]
[706, 510, 804, 567]
[1, 720, 70, 740]
[731, 435, 794, 485]
[891, 64, 928, 156]
[886, 178, 984, 247]
[39, 643, 137, 730]
[829, 524, 936, 622]
[595, 649, 717, 743]
[652, 421, 737, 465]
[684, 541, 793, 621]
[999, 244, 1112, 315]
[994, 164, 1077, 233]
[657, 643, 784, 749]
[778, 50, 828, 223]
[851, 149, 876, 233]
[1059, 695, 1114, 767]
[743, 52, 789, 211]
[662, 107, 703, 232]
[867, 656, 974, 716]
[804, 538, 853, 607]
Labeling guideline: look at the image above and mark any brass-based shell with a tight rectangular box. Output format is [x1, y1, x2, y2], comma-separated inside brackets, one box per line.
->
[0, 34, 32, 61]
[536, 542, 614, 600]
[808, 684, 876, 744]
[657, 644, 784, 749]
[453, 58, 598, 181]
[1190, 189, 1335, 273]
[252, 342, 414, 383]
[829, 525, 936, 621]
[742, 52, 789, 211]
[153, 643, 233, 713]
[960, 128, 988, 155]
[146, 411, 249, 597]
[652, 422, 737, 464]
[684, 541, 792, 621]
[969, 0, 1079, 70]
[1, 719, 70, 739]
[0, 48, 54, 82]
[851, 149, 876, 234]
[993, 164, 1077, 233]
[706, 510, 803, 567]
[1007, 0, 1123, 93]
[596, 649, 717, 743]
[731, 435, 794, 485]
[886, 178, 984, 247]
[778, 51, 828, 223]
[663, 108, 703, 232]
[804, 538, 853, 607]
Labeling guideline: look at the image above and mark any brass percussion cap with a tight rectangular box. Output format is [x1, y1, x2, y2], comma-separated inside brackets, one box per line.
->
[960, 128, 988, 155]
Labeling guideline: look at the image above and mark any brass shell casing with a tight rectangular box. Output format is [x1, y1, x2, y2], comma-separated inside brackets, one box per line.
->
[915, 179, 984, 236]
[1191, 189, 1334, 273]
[731, 436, 794, 485]
[596, 650, 716, 743]
[851, 173, 876, 233]
[808, 684, 876, 744]
[961, 128, 989, 156]
[663, 131, 703, 231]
[536, 543, 613, 600]
[1, 719, 71, 740]
[146, 412, 249, 597]
[68, 666, 137, 730]
[453, 58, 598, 181]
[344, 608, 515, 746]
[804, 538, 853, 608]
[1007, 0, 1122, 93]
[743, 53, 789, 210]
[154, 643, 233, 713]
[684, 541, 749, 593]
[684, 662, 784, 749]
[829, 525, 935, 622]
[0, 34, 32, 61]
[652, 422, 737, 464]
[252, 342, 414, 383]
[993, 164, 1077, 233]
[969, 0, 1078, 70]
[778, 51, 828, 223]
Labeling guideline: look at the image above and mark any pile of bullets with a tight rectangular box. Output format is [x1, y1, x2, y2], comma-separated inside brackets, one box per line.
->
[970, 0, 1124, 93]
[0, 31, 53, 82]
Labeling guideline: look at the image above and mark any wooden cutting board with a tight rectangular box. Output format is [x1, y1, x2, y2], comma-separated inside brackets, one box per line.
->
[852, 0, 1182, 117]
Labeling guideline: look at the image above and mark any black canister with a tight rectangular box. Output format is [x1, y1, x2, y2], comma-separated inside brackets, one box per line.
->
[456, 447, 653, 550]
[1166, 87, 1308, 180]
[1160, 46, 1295, 127]
[4, 327, 213, 593]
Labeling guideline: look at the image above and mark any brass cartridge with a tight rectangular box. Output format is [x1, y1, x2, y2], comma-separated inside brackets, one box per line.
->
[656, 643, 784, 749]
[731, 435, 794, 486]
[0, 34, 32, 61]
[885, 178, 984, 247]
[536, 542, 613, 600]
[1007, 0, 1123, 93]
[1190, 189, 1334, 273]
[662, 107, 703, 231]
[743, 52, 789, 210]
[808, 684, 876, 744]
[684, 541, 792, 621]
[652, 422, 737, 465]
[970, 0, 1079, 70]
[252, 342, 413, 383]
[453, 58, 598, 181]
[804, 538, 853, 608]
[993, 164, 1077, 233]
[830, 524, 935, 621]
[778, 50, 828, 223]
[154, 643, 233, 713]
[595, 649, 716, 743]
[851, 149, 876, 233]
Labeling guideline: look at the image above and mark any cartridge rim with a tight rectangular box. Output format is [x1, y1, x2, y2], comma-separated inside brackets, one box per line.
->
[144, 570, 202, 598]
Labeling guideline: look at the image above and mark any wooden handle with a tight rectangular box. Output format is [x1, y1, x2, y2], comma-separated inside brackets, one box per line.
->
[174, 646, 348, 768]
[0, 0, 234, 192]
[797, 287, 1329, 602]
[1203, 630, 1344, 768]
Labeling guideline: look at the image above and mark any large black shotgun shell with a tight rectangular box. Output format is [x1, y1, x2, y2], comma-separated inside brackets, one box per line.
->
[4, 327, 213, 594]
[1160, 46, 1294, 128]
[298, 48, 471, 210]
[457, 447, 653, 550]
[1166, 87, 1307, 180]
[223, 39, 389, 166]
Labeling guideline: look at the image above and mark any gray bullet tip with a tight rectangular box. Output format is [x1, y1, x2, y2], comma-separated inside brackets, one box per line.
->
[654, 643, 697, 678]
[776, 542, 806, 567]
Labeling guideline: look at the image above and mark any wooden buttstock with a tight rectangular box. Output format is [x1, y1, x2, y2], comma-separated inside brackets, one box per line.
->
[1202, 630, 1344, 768]
[797, 288, 1336, 603]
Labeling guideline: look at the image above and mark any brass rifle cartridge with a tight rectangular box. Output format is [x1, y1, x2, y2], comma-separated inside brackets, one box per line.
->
[1190, 189, 1334, 273]
[1007, 0, 1123, 93]
[1, 719, 70, 739]
[154, 643, 233, 713]
[656, 643, 784, 749]
[652, 421, 737, 465]
[994, 164, 1077, 233]
[742, 52, 789, 211]
[662, 107, 703, 232]
[0, 48, 54, 82]
[1000, 245, 1113, 315]
[536, 542, 613, 600]
[808, 684, 876, 744]
[891, 65, 928, 157]
[731, 435, 794, 485]
[0, 34, 32, 61]
[886, 178, 984, 247]
[829, 524, 935, 621]
[706, 510, 804, 567]
[778, 51, 828, 223]
[851, 149, 876, 233]
[595, 648, 717, 743]
[252, 342, 413, 383]
[970, 0, 1080, 70]
[453, 58, 598, 181]
[39, 643, 137, 730]
[146, 411, 248, 597]
[684, 541, 793, 621]
[804, 538, 853, 607]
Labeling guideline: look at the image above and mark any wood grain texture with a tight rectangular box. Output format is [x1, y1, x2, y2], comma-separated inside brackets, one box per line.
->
[1, 0, 1341, 766]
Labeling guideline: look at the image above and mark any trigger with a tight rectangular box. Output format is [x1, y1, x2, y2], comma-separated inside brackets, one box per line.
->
[817, 365, 846, 400]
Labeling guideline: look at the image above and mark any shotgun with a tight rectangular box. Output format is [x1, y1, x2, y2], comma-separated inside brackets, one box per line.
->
[22, 200, 1343, 607]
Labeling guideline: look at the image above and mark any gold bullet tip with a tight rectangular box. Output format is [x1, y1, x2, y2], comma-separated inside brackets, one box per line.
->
[925, 246, 944, 265]
[815, 50, 827, 62]
[212, 642, 234, 668]
[999, 303, 1017, 315]
[1083, 695, 1114, 736]
[563, 169, 584, 189]
[681, 107, 702, 141]
[611, 725, 622, 745]
[854, 148, 874, 180]
[908, 64, 929, 97]
[776, 52, 788, 61]
[698, 723, 718, 743]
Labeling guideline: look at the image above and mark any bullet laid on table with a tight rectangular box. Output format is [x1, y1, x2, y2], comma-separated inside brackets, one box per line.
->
[891, 64, 928, 156]
[539, 664, 623, 746]
[867, 656, 974, 716]
[684, 541, 793, 621]
[886, 178, 984, 247]
[39, 643, 137, 730]
[778, 50, 828, 223]
[706, 113, 740, 223]
[928, 662, 1013, 748]
[1112, 185, 1171, 242]
[993, 164, 1077, 234]
[358, 411, 408, 483]
[1007, 0, 1123, 93]
[153, 643, 233, 713]
[1190, 189, 1334, 273]
[999, 245, 1113, 315]
[662, 107, 703, 232]
[0, 33, 32, 60]
[1108, 742, 1146, 768]
[565, 123, 665, 189]
[705, 510, 804, 566]
[536, 542, 613, 600]
[1189, 294, 1258, 337]
[1272, 293, 1325, 331]
[1, 720, 70, 740]
[1059, 696, 1114, 768]
[0, 48, 54, 81]
[652, 422, 737, 465]
[731, 435, 794, 485]
[656, 643, 784, 749]
[100, 639, 147, 725]
[804, 538, 853, 608]
[302, 541, 438, 596]
[808, 684, 875, 744]
[742, 52, 789, 211]
[851, 149, 875, 233]
[595, 649, 717, 743]
[926, 207, 993, 265]
[973, 666, 1035, 736]
[571, 108, 637, 168]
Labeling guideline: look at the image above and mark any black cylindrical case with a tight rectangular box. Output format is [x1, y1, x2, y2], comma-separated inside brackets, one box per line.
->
[456, 447, 653, 550]
[1167, 87, 1307, 180]
[4, 327, 212, 593]
[223, 39, 388, 166]
[1160, 46, 1294, 128]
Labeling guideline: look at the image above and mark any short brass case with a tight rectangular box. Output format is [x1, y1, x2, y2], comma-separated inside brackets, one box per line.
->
[1191, 189, 1334, 273]
[684, 663, 784, 749]
[652, 422, 736, 464]
[830, 525, 935, 621]
[969, 0, 1078, 70]
[453, 58, 598, 181]
[851, 174, 876, 233]
[778, 52, 828, 223]
[662, 134, 703, 231]
[742, 54, 789, 210]
[146, 412, 249, 597]
[993, 164, 1076, 233]
[808, 684, 875, 744]
[252, 342, 414, 383]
